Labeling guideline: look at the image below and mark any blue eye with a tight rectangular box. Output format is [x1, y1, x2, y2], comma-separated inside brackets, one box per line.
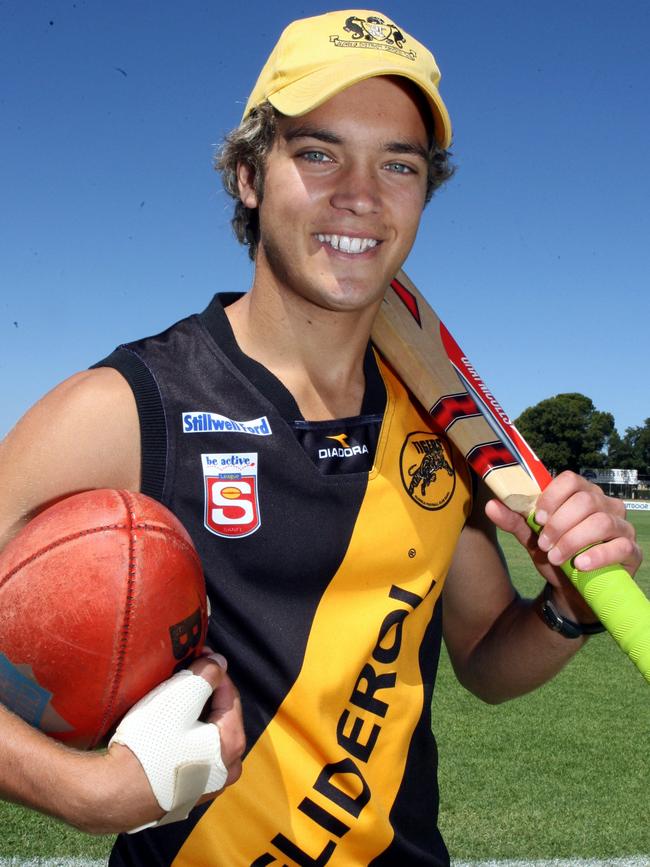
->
[386, 162, 414, 174]
[300, 150, 332, 163]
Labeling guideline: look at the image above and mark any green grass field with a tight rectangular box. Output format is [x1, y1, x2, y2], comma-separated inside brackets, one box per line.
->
[436, 510, 650, 862]
[1, 514, 649, 863]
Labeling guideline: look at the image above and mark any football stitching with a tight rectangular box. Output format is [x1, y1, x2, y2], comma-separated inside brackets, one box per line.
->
[0, 522, 130, 590]
[93, 490, 137, 747]
[0, 522, 200, 591]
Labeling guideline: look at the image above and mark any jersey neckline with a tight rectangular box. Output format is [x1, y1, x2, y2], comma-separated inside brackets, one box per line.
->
[199, 293, 387, 425]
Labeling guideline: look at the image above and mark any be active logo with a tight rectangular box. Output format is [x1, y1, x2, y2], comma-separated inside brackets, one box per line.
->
[183, 411, 271, 437]
[201, 453, 261, 539]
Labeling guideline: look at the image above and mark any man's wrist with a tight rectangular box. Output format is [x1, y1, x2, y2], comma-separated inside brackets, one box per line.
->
[97, 744, 164, 833]
[56, 744, 163, 835]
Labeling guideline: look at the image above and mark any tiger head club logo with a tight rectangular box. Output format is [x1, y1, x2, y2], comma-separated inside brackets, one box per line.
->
[400, 432, 456, 510]
[343, 15, 404, 47]
[202, 453, 261, 538]
[331, 15, 416, 60]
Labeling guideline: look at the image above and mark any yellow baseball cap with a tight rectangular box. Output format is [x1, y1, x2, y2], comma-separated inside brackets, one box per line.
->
[244, 10, 452, 149]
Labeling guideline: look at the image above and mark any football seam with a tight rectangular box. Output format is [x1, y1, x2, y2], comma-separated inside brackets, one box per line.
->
[0, 523, 130, 591]
[0, 522, 200, 591]
[93, 491, 138, 746]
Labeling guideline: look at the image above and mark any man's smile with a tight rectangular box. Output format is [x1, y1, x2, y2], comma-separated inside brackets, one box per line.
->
[315, 233, 380, 254]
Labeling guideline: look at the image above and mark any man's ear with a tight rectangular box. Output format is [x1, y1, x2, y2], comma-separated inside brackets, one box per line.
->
[236, 162, 258, 209]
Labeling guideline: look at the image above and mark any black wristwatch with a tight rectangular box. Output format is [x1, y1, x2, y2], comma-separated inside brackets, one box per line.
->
[539, 583, 606, 639]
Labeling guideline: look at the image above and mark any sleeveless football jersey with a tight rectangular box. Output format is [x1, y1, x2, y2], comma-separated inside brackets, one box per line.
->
[98, 294, 472, 867]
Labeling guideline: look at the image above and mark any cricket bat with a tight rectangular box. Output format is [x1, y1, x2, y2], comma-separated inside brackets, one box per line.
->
[372, 269, 650, 683]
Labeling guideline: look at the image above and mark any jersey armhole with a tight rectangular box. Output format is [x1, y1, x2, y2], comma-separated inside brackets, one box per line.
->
[91, 348, 167, 502]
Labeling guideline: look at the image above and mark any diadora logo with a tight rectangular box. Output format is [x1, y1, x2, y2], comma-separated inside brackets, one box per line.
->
[201, 453, 261, 539]
[183, 412, 271, 437]
[330, 15, 416, 61]
[319, 432, 369, 460]
[400, 432, 456, 510]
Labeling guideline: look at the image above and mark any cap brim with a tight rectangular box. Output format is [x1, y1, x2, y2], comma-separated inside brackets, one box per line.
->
[266, 61, 452, 149]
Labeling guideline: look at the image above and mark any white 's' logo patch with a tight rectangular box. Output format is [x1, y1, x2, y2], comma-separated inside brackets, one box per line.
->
[202, 453, 261, 538]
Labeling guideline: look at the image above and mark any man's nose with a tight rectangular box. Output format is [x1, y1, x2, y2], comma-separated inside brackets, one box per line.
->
[329, 161, 382, 216]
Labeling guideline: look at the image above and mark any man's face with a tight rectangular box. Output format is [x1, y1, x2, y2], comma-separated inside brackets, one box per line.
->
[238, 76, 430, 316]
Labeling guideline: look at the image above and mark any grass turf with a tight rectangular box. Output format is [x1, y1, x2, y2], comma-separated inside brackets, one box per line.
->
[436, 511, 650, 861]
[0, 514, 648, 861]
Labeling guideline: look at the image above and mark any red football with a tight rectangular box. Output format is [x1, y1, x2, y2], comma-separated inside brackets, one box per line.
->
[0, 489, 208, 749]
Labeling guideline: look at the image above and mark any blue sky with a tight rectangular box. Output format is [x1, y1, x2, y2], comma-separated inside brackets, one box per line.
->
[1, 1, 648, 439]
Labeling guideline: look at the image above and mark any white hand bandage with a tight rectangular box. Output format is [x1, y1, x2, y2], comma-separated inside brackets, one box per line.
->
[109, 669, 228, 832]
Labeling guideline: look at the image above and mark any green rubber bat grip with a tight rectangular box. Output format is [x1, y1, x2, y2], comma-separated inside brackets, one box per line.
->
[527, 514, 650, 684]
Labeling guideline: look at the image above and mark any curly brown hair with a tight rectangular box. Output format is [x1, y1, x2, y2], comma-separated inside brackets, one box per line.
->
[215, 99, 454, 261]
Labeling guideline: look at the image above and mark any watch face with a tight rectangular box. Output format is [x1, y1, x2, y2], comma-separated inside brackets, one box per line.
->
[542, 603, 561, 631]
[540, 586, 605, 638]
[541, 600, 581, 639]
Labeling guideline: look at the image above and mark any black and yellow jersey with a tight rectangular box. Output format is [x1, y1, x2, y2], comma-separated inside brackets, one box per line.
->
[98, 294, 472, 867]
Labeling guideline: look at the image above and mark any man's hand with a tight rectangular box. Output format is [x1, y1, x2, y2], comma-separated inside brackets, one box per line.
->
[485, 470, 643, 621]
[100, 655, 244, 834]
[194, 654, 245, 791]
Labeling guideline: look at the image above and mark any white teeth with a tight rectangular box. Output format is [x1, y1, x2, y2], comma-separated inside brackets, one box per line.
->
[316, 234, 378, 254]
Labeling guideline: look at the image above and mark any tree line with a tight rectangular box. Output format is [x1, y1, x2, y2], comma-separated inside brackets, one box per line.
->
[514, 393, 650, 476]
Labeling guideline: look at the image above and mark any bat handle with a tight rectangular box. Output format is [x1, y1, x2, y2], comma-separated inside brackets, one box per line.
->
[526, 514, 650, 684]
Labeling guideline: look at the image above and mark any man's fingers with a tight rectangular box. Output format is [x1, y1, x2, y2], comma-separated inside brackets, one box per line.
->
[534, 470, 590, 523]
[573, 534, 642, 575]
[186, 654, 245, 776]
[535, 470, 627, 526]
[484, 498, 535, 547]
[537, 490, 621, 551]
[208, 671, 238, 716]
[207, 673, 246, 772]
[521, 471, 642, 577]
[187, 654, 227, 691]
[540, 510, 635, 566]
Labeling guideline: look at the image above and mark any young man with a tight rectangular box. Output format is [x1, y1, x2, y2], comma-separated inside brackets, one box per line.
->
[0, 9, 641, 866]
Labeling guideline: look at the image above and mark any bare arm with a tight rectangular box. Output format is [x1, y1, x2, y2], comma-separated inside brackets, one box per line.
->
[0, 657, 242, 834]
[0, 367, 141, 548]
[0, 370, 244, 832]
[443, 474, 642, 704]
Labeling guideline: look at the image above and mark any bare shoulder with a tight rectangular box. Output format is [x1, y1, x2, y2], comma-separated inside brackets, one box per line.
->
[0, 367, 140, 548]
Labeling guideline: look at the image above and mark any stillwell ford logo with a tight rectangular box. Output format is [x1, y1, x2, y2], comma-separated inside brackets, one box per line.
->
[183, 411, 271, 436]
